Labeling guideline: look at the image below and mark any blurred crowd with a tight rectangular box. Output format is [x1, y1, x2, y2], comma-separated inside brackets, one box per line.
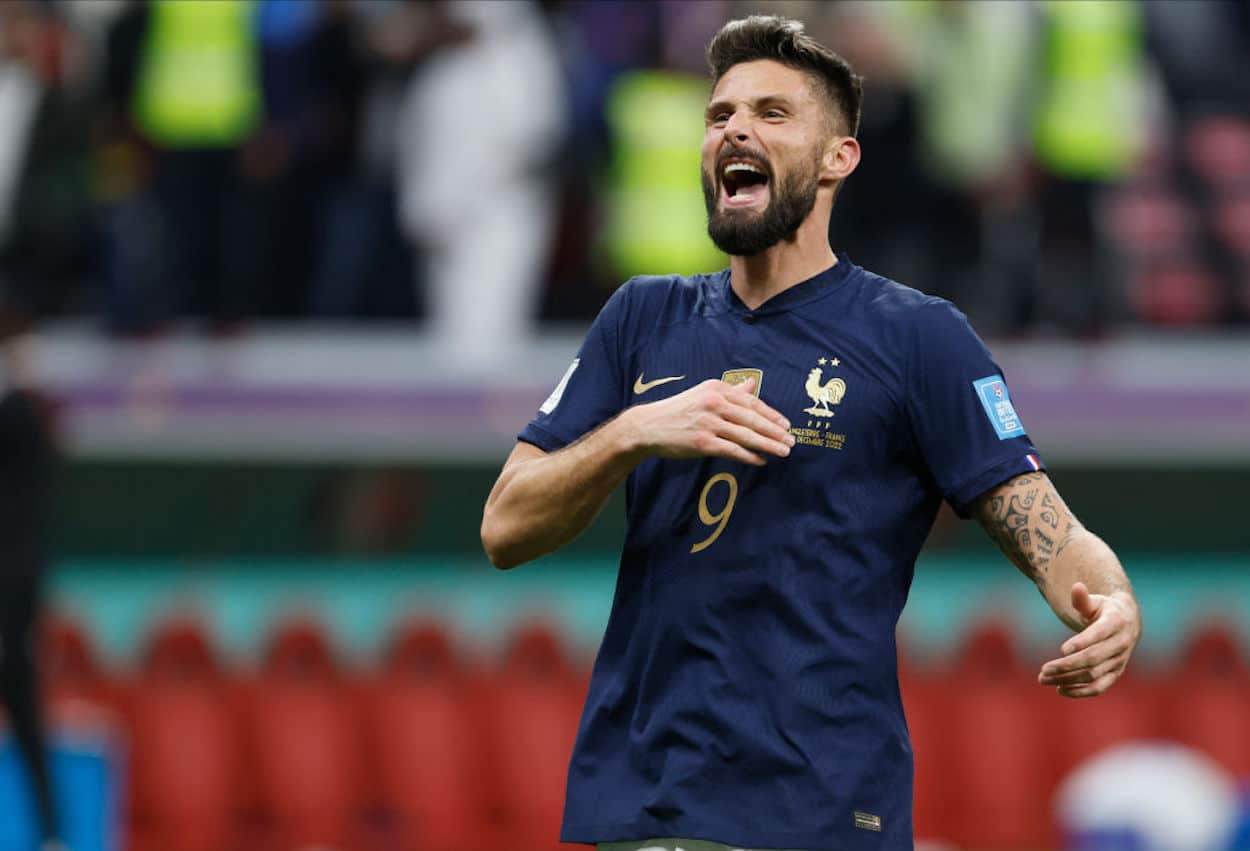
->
[1, 0, 1249, 342]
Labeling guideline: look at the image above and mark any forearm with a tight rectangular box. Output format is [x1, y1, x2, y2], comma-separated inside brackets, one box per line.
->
[1036, 528, 1135, 632]
[481, 413, 645, 569]
[976, 471, 1136, 632]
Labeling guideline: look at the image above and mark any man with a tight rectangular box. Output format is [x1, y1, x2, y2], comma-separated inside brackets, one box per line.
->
[0, 302, 62, 851]
[482, 16, 1141, 851]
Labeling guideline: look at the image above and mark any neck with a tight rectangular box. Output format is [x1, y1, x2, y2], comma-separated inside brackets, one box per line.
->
[728, 205, 836, 310]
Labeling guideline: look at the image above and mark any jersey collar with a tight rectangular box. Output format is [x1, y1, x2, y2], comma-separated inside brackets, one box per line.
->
[719, 252, 857, 316]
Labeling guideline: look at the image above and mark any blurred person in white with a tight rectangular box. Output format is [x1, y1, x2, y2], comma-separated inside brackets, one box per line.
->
[0, 4, 42, 253]
[398, 0, 566, 364]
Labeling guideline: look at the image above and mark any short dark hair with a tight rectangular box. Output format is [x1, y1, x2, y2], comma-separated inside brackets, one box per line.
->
[706, 16, 862, 138]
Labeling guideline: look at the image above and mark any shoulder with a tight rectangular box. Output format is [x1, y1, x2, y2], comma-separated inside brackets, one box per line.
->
[851, 267, 979, 342]
[606, 270, 729, 328]
[854, 268, 955, 322]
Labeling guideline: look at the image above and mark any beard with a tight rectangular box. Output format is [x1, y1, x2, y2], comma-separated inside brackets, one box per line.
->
[702, 151, 821, 257]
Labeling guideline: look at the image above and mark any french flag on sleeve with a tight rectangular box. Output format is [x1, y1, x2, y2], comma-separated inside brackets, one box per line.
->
[1025, 453, 1042, 472]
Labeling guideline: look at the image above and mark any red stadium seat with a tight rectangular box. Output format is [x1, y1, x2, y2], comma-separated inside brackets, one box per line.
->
[1213, 192, 1250, 260]
[125, 618, 243, 851]
[1124, 259, 1223, 326]
[364, 620, 484, 851]
[897, 646, 954, 844]
[142, 617, 222, 679]
[247, 617, 367, 851]
[1162, 623, 1250, 778]
[1101, 186, 1197, 261]
[40, 614, 116, 718]
[478, 622, 583, 851]
[1184, 115, 1250, 184]
[941, 621, 1055, 850]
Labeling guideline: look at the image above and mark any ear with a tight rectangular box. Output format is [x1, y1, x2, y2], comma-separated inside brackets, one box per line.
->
[821, 135, 861, 183]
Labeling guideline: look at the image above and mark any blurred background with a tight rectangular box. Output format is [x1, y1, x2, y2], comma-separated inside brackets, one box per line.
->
[0, 0, 1247, 849]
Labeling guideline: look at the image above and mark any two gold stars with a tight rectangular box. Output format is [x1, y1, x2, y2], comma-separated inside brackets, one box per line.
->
[817, 357, 841, 366]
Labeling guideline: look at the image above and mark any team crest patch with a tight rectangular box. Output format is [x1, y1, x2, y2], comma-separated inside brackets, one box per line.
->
[789, 356, 848, 451]
[973, 374, 1026, 439]
[721, 368, 763, 397]
[803, 356, 845, 417]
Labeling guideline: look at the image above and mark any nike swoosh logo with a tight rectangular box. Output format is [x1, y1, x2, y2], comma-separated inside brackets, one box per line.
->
[634, 373, 686, 394]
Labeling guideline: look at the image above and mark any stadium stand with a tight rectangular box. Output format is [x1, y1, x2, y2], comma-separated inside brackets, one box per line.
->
[21, 604, 1250, 851]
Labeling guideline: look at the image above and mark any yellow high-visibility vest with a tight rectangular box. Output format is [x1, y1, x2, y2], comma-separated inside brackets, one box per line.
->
[604, 70, 727, 279]
[1034, 0, 1144, 180]
[132, 0, 261, 148]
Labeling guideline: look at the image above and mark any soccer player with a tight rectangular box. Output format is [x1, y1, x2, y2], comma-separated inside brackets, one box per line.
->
[482, 15, 1141, 851]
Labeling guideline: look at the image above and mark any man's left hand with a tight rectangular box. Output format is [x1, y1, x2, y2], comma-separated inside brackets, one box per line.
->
[1037, 582, 1141, 699]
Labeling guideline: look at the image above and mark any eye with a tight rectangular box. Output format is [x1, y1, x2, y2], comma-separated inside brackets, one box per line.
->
[764, 109, 785, 120]
[710, 112, 730, 125]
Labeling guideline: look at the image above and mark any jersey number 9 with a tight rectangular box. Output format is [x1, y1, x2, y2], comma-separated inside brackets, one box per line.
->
[690, 472, 739, 554]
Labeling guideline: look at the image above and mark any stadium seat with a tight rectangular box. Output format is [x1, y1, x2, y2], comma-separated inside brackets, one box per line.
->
[141, 617, 222, 680]
[1124, 259, 1223, 326]
[364, 620, 483, 851]
[897, 647, 954, 844]
[247, 617, 367, 851]
[40, 614, 116, 718]
[1184, 115, 1250, 185]
[1101, 185, 1197, 262]
[1161, 623, 1250, 778]
[1213, 193, 1250, 260]
[478, 622, 583, 851]
[941, 622, 1055, 850]
[125, 618, 243, 851]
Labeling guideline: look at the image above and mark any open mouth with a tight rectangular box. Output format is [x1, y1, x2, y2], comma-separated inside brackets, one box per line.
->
[721, 159, 771, 208]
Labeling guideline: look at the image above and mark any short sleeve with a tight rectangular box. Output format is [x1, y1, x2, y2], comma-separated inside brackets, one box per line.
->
[905, 300, 1046, 517]
[518, 283, 631, 452]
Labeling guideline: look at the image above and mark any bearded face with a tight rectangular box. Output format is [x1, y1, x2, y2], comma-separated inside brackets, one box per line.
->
[702, 141, 823, 257]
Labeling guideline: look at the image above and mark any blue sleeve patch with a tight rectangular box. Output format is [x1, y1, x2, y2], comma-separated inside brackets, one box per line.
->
[972, 374, 1026, 440]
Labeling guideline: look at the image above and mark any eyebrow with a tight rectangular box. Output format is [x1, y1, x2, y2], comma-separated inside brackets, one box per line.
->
[704, 94, 796, 121]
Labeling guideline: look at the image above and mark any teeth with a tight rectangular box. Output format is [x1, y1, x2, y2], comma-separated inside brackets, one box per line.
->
[724, 162, 764, 176]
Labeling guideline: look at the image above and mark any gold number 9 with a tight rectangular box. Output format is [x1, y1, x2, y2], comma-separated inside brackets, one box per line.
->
[690, 472, 739, 554]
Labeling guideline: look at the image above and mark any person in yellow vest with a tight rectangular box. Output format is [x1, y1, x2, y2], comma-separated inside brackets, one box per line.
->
[1032, 0, 1146, 333]
[602, 69, 727, 281]
[122, 0, 264, 329]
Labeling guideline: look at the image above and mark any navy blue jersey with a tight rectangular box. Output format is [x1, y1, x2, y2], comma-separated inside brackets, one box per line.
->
[518, 257, 1045, 851]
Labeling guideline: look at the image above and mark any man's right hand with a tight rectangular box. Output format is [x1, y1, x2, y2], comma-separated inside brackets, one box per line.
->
[620, 377, 795, 466]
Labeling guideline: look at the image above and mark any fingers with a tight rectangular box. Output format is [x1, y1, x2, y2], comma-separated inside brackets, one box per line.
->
[1041, 632, 1134, 682]
[718, 398, 795, 449]
[710, 418, 793, 460]
[1039, 649, 1128, 686]
[698, 435, 766, 467]
[1057, 670, 1120, 699]
[659, 378, 794, 463]
[1070, 582, 1100, 624]
[1053, 620, 1123, 669]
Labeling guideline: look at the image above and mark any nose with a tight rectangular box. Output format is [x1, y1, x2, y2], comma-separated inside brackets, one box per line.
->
[722, 110, 752, 144]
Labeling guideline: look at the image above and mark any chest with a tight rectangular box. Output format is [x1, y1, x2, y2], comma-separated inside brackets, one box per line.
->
[624, 315, 910, 469]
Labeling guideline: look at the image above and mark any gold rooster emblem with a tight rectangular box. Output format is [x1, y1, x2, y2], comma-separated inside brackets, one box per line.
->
[803, 367, 846, 417]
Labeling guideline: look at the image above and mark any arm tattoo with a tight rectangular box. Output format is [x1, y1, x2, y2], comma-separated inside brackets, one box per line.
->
[976, 472, 1081, 582]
